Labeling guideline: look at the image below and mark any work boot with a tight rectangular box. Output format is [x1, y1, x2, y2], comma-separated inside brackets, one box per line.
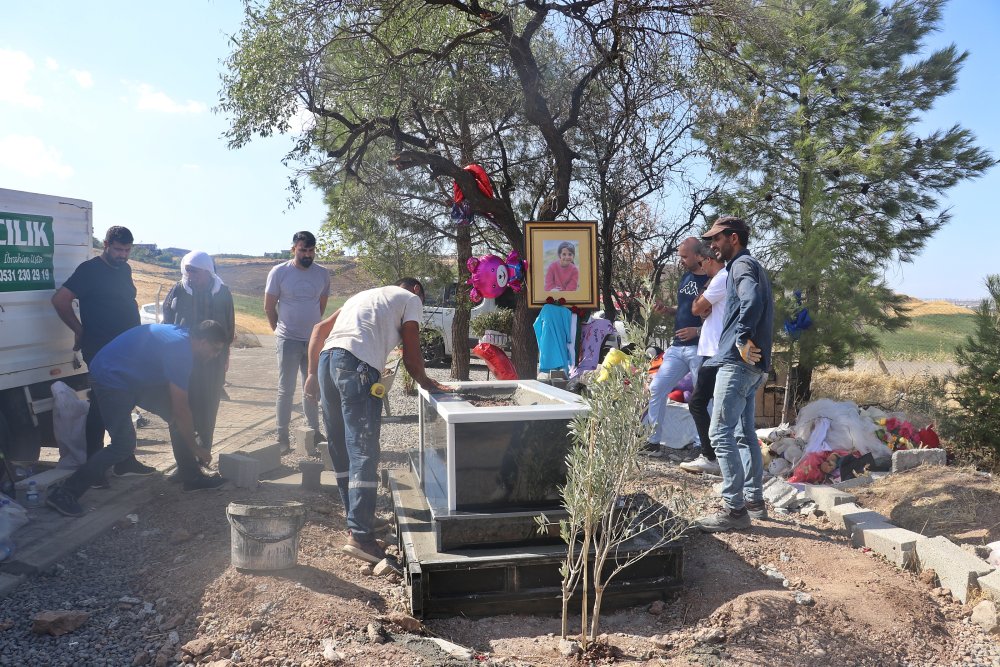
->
[342, 536, 386, 564]
[746, 499, 768, 520]
[695, 506, 751, 533]
[46, 487, 84, 518]
[112, 458, 157, 477]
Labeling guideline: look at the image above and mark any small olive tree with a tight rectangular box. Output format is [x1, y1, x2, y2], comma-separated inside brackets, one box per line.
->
[542, 295, 690, 648]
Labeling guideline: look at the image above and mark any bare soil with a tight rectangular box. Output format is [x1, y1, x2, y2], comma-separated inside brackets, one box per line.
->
[114, 438, 996, 666]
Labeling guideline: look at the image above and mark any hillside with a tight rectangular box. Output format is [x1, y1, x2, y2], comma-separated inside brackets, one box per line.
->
[130, 256, 378, 334]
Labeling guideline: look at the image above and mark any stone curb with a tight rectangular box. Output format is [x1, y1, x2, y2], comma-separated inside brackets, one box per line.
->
[803, 467, 997, 604]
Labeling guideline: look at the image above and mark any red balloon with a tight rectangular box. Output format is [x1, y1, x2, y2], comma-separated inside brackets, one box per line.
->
[472, 343, 518, 380]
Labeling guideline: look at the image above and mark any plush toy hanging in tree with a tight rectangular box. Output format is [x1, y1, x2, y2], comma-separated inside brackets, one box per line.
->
[466, 251, 524, 303]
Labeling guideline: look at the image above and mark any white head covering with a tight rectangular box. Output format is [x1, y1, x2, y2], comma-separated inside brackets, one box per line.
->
[180, 250, 224, 295]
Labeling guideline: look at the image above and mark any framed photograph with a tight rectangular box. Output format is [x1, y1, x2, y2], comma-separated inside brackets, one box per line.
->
[524, 221, 598, 309]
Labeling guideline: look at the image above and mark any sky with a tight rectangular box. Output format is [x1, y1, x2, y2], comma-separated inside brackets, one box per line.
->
[1, 1, 996, 298]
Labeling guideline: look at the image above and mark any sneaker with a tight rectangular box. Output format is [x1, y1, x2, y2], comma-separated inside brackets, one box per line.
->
[342, 536, 386, 564]
[90, 474, 111, 490]
[46, 487, 84, 517]
[112, 458, 157, 477]
[278, 440, 292, 454]
[642, 441, 659, 453]
[182, 475, 227, 492]
[746, 500, 769, 520]
[679, 455, 722, 476]
[695, 507, 751, 533]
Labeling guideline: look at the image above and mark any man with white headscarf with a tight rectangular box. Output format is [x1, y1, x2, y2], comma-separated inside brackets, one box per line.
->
[162, 251, 235, 479]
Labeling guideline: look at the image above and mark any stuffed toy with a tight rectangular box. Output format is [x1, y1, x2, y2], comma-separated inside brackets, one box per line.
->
[466, 251, 524, 303]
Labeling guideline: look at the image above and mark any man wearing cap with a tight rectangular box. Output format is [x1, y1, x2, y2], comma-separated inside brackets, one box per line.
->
[694, 216, 774, 533]
[643, 237, 708, 452]
[162, 251, 236, 467]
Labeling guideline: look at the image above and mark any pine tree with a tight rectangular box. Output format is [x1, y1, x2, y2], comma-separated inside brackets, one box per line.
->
[942, 275, 1000, 466]
[695, 0, 995, 403]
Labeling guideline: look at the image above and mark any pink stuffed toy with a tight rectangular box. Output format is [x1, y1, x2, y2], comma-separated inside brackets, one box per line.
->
[466, 251, 524, 302]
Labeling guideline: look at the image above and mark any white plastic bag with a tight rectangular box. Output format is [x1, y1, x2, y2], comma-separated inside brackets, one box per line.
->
[51, 381, 89, 469]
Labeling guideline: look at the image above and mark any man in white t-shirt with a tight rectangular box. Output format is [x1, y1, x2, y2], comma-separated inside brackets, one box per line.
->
[264, 231, 330, 450]
[304, 278, 453, 564]
[680, 244, 728, 475]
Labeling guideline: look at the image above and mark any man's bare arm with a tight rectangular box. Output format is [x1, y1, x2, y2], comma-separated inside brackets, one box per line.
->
[304, 309, 341, 401]
[264, 293, 279, 331]
[51, 286, 83, 349]
[400, 321, 454, 393]
[168, 383, 211, 463]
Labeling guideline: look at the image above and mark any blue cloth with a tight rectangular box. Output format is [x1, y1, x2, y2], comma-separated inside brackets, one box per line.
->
[709, 363, 766, 510]
[704, 250, 774, 372]
[89, 324, 193, 392]
[533, 304, 573, 373]
[673, 272, 708, 346]
[318, 348, 383, 541]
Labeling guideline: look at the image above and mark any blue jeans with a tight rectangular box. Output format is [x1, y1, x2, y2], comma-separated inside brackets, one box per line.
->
[646, 344, 703, 445]
[63, 383, 204, 496]
[276, 337, 321, 443]
[709, 363, 766, 511]
[318, 348, 382, 541]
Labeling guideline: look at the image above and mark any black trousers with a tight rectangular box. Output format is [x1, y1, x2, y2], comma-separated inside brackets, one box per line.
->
[688, 360, 719, 461]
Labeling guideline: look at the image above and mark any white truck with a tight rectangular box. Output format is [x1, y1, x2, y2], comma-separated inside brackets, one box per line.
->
[420, 282, 497, 365]
[0, 188, 92, 461]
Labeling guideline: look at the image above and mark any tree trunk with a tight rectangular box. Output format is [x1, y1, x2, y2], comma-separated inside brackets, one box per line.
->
[511, 293, 538, 378]
[451, 223, 472, 380]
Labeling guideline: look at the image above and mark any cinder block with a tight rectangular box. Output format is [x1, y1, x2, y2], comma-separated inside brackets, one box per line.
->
[237, 442, 282, 474]
[850, 521, 926, 569]
[763, 478, 799, 507]
[827, 502, 871, 529]
[15, 468, 74, 505]
[842, 509, 891, 534]
[915, 536, 995, 603]
[319, 444, 334, 472]
[219, 453, 260, 489]
[891, 448, 947, 473]
[833, 475, 876, 491]
[294, 428, 317, 457]
[979, 570, 1000, 601]
[804, 485, 856, 512]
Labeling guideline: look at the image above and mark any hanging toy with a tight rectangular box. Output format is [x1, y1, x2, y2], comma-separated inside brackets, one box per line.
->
[466, 251, 525, 303]
[783, 290, 813, 340]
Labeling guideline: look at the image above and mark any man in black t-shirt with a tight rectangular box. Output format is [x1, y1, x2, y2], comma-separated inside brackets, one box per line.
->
[52, 226, 155, 479]
[644, 237, 709, 451]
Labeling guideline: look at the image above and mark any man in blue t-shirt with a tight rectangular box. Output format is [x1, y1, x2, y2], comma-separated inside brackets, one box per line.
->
[644, 237, 709, 450]
[45, 322, 230, 517]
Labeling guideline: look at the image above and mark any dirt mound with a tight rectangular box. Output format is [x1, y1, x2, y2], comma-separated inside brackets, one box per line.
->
[901, 296, 973, 316]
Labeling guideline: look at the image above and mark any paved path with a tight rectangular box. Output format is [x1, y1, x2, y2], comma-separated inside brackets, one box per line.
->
[1, 336, 298, 595]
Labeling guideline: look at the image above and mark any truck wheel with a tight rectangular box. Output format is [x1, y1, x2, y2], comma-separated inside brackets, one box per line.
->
[0, 389, 41, 461]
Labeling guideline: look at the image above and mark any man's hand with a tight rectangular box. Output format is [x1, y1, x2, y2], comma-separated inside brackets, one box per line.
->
[737, 339, 762, 365]
[675, 326, 700, 342]
[192, 444, 212, 465]
[304, 373, 320, 403]
[422, 378, 457, 394]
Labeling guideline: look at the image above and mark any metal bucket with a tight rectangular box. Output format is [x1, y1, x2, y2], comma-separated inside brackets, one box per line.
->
[226, 501, 306, 571]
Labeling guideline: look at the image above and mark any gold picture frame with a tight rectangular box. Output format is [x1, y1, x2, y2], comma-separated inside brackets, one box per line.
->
[524, 221, 598, 309]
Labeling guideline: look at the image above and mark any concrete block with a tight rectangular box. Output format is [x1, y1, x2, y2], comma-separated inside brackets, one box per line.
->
[218, 453, 260, 489]
[827, 502, 869, 529]
[915, 536, 995, 603]
[299, 460, 325, 491]
[850, 522, 926, 569]
[15, 468, 74, 505]
[319, 444, 334, 472]
[804, 485, 856, 512]
[294, 428, 318, 457]
[842, 509, 891, 535]
[891, 448, 947, 473]
[833, 475, 876, 491]
[979, 570, 1000, 601]
[238, 442, 282, 474]
[763, 478, 798, 506]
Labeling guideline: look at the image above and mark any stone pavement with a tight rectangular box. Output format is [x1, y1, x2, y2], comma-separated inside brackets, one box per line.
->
[0, 335, 302, 596]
